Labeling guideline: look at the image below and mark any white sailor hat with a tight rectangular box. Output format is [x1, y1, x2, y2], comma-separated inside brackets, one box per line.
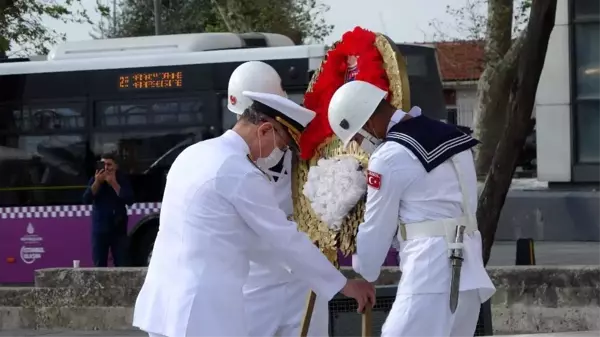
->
[242, 91, 316, 148]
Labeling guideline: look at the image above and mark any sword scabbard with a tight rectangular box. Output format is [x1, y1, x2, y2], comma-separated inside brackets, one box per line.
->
[449, 225, 466, 314]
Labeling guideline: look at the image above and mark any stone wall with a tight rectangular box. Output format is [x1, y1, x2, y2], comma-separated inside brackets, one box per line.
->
[1, 266, 598, 333]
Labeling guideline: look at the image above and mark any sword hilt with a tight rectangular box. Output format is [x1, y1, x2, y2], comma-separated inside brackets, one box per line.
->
[454, 225, 466, 242]
[450, 255, 464, 266]
[449, 225, 466, 258]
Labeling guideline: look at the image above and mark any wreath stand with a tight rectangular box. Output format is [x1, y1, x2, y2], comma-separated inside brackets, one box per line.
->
[291, 27, 411, 337]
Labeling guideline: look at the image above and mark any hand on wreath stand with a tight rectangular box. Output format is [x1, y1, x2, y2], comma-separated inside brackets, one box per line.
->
[299, 280, 375, 337]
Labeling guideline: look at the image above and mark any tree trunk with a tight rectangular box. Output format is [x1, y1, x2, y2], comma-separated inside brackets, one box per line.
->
[472, 0, 514, 179]
[478, 0, 557, 265]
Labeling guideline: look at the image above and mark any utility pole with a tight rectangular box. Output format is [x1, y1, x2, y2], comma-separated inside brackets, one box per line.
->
[112, 0, 117, 36]
[153, 0, 162, 35]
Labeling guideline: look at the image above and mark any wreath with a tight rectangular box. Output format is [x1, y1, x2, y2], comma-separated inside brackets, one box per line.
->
[300, 26, 392, 160]
[292, 26, 410, 263]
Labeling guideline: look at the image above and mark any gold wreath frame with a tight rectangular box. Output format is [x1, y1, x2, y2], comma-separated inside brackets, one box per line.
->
[291, 33, 412, 266]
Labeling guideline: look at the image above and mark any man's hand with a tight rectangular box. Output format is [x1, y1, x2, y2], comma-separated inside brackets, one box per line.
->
[94, 169, 106, 182]
[105, 171, 116, 185]
[105, 171, 121, 194]
[341, 279, 376, 313]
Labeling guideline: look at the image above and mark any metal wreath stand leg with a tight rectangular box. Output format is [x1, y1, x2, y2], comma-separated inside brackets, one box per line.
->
[298, 274, 372, 337]
[299, 290, 317, 337]
[292, 28, 411, 337]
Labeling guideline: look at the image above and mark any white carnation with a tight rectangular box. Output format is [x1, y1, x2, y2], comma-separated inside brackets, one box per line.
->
[302, 156, 367, 231]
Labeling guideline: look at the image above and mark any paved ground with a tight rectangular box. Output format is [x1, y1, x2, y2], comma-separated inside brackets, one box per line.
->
[0, 330, 597, 336]
[0, 331, 145, 336]
[487, 241, 600, 266]
[0, 240, 597, 336]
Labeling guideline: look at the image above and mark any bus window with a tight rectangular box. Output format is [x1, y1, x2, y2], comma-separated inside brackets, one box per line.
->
[0, 104, 19, 133]
[287, 92, 305, 106]
[405, 54, 428, 77]
[0, 134, 88, 206]
[95, 97, 207, 127]
[220, 91, 306, 132]
[221, 97, 238, 131]
[5, 102, 85, 133]
[0, 101, 88, 206]
[395, 44, 446, 121]
[91, 128, 205, 202]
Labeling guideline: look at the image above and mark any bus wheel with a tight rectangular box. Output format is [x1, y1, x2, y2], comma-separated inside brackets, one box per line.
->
[130, 224, 158, 267]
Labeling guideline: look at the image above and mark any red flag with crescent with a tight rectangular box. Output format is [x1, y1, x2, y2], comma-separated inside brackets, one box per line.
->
[367, 170, 381, 189]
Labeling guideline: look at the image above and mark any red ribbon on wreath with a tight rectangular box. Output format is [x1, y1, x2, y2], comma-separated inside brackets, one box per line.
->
[300, 26, 392, 160]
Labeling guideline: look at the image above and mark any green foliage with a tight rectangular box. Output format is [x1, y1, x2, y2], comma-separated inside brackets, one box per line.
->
[92, 0, 333, 44]
[0, 0, 109, 56]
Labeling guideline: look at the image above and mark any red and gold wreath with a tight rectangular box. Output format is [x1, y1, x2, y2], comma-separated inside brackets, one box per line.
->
[299, 26, 391, 160]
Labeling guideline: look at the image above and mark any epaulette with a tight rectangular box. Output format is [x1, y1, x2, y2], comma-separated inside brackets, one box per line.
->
[246, 155, 272, 181]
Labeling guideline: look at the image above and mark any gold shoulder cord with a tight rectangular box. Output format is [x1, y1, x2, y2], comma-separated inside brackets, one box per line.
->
[246, 155, 272, 181]
[275, 116, 301, 145]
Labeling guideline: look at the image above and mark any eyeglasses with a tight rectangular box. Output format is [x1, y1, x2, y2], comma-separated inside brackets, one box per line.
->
[273, 127, 290, 152]
[253, 111, 291, 151]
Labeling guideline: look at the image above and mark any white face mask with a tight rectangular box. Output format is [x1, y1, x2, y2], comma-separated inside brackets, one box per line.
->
[257, 147, 285, 170]
[257, 127, 286, 170]
[357, 129, 382, 155]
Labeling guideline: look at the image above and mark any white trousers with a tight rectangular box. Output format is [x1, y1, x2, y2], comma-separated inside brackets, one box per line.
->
[244, 281, 329, 337]
[144, 282, 328, 337]
[382, 290, 481, 337]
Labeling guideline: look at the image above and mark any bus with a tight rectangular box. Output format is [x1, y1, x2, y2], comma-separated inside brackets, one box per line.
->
[0, 33, 445, 284]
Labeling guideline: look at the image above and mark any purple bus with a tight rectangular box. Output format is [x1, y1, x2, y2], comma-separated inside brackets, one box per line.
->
[0, 33, 445, 284]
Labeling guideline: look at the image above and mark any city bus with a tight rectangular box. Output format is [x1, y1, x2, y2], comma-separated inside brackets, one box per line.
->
[0, 32, 445, 284]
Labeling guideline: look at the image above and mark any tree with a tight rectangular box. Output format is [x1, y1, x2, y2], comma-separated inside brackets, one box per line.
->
[477, 0, 556, 265]
[92, 0, 333, 44]
[0, 0, 109, 56]
[429, 0, 532, 178]
[431, 0, 556, 265]
[471, 0, 531, 179]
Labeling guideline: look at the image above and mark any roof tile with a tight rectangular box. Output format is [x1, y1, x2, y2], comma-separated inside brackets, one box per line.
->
[423, 40, 485, 81]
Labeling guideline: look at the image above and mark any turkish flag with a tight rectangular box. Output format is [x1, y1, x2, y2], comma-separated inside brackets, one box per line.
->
[367, 170, 381, 190]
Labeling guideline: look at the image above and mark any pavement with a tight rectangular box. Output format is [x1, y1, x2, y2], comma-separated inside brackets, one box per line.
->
[487, 241, 600, 266]
[0, 330, 600, 337]
[0, 331, 145, 336]
[1, 239, 597, 336]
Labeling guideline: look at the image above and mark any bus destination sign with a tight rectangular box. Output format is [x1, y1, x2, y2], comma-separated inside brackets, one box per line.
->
[119, 71, 183, 90]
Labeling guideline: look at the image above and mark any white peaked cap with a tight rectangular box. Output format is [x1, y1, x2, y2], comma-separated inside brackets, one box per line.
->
[242, 90, 316, 147]
[243, 91, 315, 128]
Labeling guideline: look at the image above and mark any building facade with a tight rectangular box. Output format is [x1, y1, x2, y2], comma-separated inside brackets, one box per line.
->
[537, 0, 599, 184]
[436, 41, 483, 128]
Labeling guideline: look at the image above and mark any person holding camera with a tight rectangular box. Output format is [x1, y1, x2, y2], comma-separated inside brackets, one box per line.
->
[83, 153, 134, 267]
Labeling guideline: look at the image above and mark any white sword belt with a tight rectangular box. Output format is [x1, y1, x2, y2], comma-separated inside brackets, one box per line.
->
[398, 216, 478, 243]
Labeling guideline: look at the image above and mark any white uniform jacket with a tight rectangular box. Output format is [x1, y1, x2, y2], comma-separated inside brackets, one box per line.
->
[243, 150, 329, 337]
[244, 151, 295, 290]
[133, 130, 346, 337]
[352, 111, 496, 302]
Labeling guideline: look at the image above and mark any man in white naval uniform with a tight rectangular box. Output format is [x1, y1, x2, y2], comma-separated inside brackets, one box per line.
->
[327, 80, 496, 337]
[227, 61, 330, 337]
[133, 88, 375, 337]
